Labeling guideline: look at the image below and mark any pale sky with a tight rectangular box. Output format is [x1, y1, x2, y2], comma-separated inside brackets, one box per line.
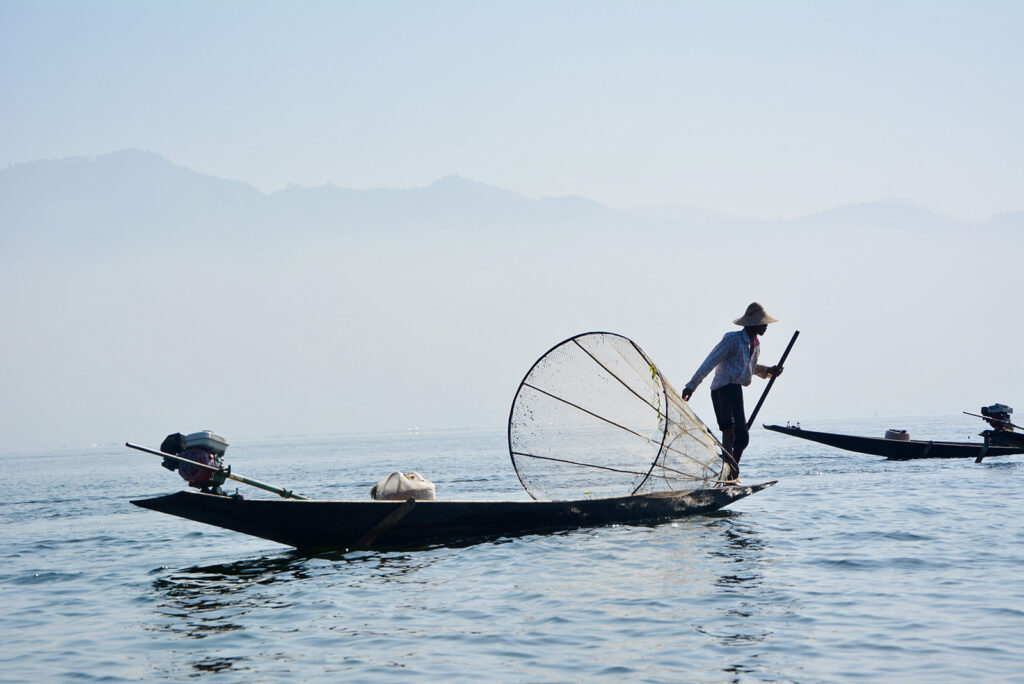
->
[1, 0, 1021, 220]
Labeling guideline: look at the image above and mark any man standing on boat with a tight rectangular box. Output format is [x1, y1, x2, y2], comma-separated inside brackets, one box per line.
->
[681, 302, 782, 473]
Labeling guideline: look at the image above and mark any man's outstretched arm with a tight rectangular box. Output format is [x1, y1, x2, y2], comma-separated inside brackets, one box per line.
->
[681, 334, 732, 401]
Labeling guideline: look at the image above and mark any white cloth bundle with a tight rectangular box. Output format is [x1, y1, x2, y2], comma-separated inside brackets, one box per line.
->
[370, 471, 436, 501]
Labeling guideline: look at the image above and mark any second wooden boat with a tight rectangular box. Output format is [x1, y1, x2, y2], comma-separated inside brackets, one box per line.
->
[764, 424, 1024, 460]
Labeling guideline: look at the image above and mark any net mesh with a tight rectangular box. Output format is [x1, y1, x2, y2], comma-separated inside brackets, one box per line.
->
[508, 332, 727, 500]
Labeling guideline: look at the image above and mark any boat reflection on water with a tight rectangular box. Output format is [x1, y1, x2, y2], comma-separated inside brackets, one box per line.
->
[149, 550, 442, 676]
[693, 514, 798, 677]
[150, 554, 306, 642]
[710, 515, 769, 590]
[152, 550, 439, 624]
[145, 512, 793, 680]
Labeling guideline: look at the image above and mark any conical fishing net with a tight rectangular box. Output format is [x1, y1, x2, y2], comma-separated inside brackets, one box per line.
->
[508, 332, 729, 500]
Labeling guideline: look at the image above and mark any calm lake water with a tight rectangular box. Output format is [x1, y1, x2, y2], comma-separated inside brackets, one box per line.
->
[2, 415, 1022, 682]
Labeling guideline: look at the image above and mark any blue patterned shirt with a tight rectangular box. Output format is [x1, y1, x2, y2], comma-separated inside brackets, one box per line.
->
[685, 330, 770, 392]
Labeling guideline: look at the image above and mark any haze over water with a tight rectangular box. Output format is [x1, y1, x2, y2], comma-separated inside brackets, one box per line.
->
[1, 150, 1020, 452]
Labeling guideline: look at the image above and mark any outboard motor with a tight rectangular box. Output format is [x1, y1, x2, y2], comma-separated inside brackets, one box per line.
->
[160, 430, 230, 492]
[981, 404, 1014, 431]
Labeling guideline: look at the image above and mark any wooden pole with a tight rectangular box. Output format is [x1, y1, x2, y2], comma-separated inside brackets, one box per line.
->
[125, 442, 309, 500]
[746, 330, 800, 430]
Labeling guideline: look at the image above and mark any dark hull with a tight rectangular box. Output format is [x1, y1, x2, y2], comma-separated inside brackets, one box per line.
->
[132, 482, 775, 552]
[765, 424, 1024, 460]
[983, 430, 1024, 449]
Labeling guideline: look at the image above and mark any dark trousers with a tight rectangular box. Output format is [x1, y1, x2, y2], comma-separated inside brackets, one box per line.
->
[711, 384, 749, 453]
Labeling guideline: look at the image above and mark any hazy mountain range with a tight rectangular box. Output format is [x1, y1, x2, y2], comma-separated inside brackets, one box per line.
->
[3, 150, 1019, 255]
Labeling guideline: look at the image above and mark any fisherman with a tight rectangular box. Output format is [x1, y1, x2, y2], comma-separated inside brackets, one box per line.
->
[681, 302, 782, 473]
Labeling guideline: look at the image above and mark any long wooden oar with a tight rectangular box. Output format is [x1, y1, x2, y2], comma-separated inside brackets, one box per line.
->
[746, 330, 800, 430]
[125, 442, 309, 499]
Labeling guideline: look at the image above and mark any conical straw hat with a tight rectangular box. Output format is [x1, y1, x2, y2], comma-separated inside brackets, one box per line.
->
[733, 302, 778, 326]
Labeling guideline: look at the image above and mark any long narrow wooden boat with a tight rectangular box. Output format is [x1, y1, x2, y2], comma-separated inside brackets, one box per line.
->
[764, 424, 1024, 460]
[132, 482, 775, 552]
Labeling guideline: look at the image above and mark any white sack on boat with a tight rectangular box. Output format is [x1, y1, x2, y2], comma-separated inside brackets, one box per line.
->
[370, 471, 436, 501]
